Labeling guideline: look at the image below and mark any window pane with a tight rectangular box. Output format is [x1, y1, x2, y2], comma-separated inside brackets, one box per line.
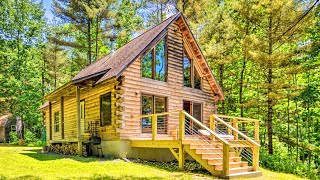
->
[142, 95, 152, 133]
[100, 93, 111, 126]
[155, 97, 167, 134]
[193, 103, 202, 122]
[54, 112, 59, 132]
[183, 50, 191, 87]
[80, 101, 85, 119]
[141, 51, 153, 79]
[194, 68, 201, 89]
[155, 38, 166, 81]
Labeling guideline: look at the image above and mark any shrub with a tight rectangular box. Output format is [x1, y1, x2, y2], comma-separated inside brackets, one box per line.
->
[260, 141, 319, 179]
[8, 131, 18, 144]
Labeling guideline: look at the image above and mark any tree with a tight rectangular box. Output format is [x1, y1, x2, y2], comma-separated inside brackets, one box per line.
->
[52, 0, 143, 65]
[0, 0, 46, 135]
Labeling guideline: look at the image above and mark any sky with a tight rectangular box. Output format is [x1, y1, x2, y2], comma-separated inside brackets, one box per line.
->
[43, 0, 54, 21]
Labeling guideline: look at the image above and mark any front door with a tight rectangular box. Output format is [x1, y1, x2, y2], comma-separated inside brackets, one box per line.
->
[183, 100, 202, 135]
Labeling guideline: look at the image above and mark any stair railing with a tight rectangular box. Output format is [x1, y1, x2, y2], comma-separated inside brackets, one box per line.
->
[131, 110, 259, 177]
[215, 114, 260, 143]
[211, 114, 260, 173]
[180, 111, 233, 176]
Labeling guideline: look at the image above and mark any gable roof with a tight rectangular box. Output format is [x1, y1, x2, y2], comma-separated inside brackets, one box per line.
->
[72, 13, 181, 84]
[69, 12, 223, 100]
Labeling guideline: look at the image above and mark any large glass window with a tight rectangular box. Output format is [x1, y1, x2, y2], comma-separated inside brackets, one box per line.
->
[141, 95, 167, 134]
[183, 50, 192, 87]
[155, 96, 167, 134]
[141, 95, 153, 133]
[100, 93, 111, 126]
[54, 112, 59, 132]
[141, 51, 153, 79]
[155, 38, 166, 81]
[141, 37, 167, 82]
[194, 68, 201, 89]
[183, 47, 202, 89]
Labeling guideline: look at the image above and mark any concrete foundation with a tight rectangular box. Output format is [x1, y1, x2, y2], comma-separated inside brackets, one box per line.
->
[99, 140, 176, 161]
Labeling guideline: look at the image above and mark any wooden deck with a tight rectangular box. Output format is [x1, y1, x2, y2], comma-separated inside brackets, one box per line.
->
[129, 111, 262, 179]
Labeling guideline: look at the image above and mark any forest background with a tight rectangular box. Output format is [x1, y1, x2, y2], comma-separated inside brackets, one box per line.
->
[0, 0, 319, 178]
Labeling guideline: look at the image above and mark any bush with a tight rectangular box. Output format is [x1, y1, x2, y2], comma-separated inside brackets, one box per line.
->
[260, 141, 320, 179]
[8, 131, 18, 144]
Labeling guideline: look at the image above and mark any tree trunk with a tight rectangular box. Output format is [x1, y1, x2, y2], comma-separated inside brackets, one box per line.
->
[219, 64, 225, 114]
[287, 95, 290, 154]
[95, 15, 99, 62]
[267, 68, 273, 154]
[267, 15, 273, 155]
[88, 18, 92, 64]
[239, 59, 246, 117]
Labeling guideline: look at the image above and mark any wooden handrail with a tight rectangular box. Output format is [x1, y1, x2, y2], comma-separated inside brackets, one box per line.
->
[216, 114, 259, 122]
[213, 115, 261, 147]
[183, 111, 230, 145]
[131, 110, 181, 119]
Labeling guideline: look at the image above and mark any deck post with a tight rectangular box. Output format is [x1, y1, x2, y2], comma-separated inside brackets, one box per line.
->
[49, 101, 52, 141]
[252, 145, 259, 171]
[222, 143, 230, 177]
[254, 121, 260, 142]
[178, 111, 185, 170]
[210, 115, 215, 141]
[233, 118, 238, 140]
[178, 143, 185, 170]
[152, 114, 157, 140]
[179, 111, 185, 140]
[76, 86, 82, 156]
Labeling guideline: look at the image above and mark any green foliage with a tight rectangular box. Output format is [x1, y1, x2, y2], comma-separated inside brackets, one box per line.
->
[0, 0, 46, 137]
[260, 141, 319, 179]
[9, 131, 18, 144]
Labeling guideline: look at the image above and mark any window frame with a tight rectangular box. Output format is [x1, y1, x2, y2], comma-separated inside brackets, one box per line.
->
[183, 44, 203, 90]
[141, 35, 168, 82]
[54, 111, 59, 132]
[100, 93, 112, 127]
[140, 94, 168, 134]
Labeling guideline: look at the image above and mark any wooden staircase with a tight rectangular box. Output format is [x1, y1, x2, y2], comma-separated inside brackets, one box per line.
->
[129, 110, 262, 179]
[182, 140, 262, 178]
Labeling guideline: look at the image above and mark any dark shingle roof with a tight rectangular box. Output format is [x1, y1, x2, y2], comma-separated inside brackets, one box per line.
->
[72, 13, 181, 83]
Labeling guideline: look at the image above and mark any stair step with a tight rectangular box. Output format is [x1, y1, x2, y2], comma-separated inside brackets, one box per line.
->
[199, 152, 236, 158]
[196, 148, 222, 154]
[211, 161, 248, 170]
[228, 170, 262, 178]
[189, 144, 219, 149]
[205, 157, 242, 164]
[228, 166, 253, 174]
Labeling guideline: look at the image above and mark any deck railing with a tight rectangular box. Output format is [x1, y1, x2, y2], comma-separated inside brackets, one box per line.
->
[131, 110, 260, 176]
[211, 115, 260, 174]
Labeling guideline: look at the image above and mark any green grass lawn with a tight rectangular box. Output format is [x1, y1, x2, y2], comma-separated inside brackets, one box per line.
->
[0, 146, 307, 180]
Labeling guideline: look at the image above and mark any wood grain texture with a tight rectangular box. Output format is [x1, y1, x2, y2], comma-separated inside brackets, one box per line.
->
[120, 22, 216, 139]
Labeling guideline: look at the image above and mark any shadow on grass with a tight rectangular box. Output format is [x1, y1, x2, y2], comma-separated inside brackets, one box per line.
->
[20, 148, 98, 163]
[131, 159, 211, 176]
[88, 175, 172, 180]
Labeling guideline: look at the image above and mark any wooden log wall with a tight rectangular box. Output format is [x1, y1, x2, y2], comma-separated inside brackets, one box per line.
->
[120, 22, 216, 140]
[44, 79, 121, 143]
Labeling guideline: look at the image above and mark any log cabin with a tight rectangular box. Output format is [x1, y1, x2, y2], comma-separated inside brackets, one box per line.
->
[40, 12, 262, 178]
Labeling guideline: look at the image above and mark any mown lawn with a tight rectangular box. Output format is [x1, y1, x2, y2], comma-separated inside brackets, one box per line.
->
[0, 146, 306, 180]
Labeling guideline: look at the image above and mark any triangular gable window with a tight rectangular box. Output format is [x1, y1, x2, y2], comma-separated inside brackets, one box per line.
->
[141, 37, 167, 82]
[183, 47, 202, 90]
